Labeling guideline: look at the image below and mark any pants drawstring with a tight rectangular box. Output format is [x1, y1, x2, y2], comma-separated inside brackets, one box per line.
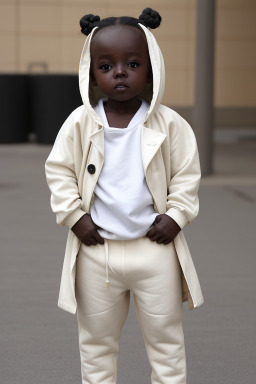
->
[104, 239, 116, 289]
[104, 240, 109, 289]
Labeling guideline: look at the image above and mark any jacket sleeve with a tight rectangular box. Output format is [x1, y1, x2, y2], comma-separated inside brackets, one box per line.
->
[165, 115, 201, 229]
[45, 113, 86, 229]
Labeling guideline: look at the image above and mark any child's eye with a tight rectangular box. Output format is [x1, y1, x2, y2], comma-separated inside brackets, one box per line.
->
[99, 64, 111, 71]
[128, 61, 139, 68]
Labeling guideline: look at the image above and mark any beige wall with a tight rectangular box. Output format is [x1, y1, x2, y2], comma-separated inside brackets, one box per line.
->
[215, 0, 256, 107]
[0, 0, 255, 107]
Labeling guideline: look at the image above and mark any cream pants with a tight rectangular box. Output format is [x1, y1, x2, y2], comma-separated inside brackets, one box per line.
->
[75, 236, 186, 384]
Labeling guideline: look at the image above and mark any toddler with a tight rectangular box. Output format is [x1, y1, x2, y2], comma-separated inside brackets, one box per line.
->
[45, 8, 204, 384]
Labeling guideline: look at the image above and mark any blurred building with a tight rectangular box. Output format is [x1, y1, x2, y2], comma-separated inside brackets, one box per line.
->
[0, 0, 255, 127]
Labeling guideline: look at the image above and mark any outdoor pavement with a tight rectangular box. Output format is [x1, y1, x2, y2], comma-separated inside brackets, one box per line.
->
[1, 129, 256, 384]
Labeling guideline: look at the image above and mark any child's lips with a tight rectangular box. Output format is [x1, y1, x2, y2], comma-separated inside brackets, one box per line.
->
[114, 83, 128, 89]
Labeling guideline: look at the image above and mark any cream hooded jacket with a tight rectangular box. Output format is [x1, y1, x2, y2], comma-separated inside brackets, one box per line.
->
[45, 24, 204, 313]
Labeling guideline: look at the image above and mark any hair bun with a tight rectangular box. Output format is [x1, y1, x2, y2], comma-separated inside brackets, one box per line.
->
[80, 14, 100, 36]
[139, 8, 161, 29]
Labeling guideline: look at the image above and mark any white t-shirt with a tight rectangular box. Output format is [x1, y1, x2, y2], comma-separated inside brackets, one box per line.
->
[90, 99, 158, 240]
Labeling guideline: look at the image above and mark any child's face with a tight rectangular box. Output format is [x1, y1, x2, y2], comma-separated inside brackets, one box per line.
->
[90, 25, 152, 103]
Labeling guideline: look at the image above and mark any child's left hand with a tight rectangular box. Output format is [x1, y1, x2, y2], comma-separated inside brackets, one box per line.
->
[146, 214, 181, 245]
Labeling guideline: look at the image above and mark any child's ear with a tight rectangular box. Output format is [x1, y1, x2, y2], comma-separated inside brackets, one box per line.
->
[90, 68, 97, 86]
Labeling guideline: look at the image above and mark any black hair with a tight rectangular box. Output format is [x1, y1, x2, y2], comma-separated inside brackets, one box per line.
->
[80, 8, 162, 36]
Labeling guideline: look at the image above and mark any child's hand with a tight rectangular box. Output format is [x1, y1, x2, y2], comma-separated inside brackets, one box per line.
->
[71, 214, 105, 246]
[146, 214, 181, 245]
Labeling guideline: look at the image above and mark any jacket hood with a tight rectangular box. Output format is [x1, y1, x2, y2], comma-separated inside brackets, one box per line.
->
[79, 24, 165, 125]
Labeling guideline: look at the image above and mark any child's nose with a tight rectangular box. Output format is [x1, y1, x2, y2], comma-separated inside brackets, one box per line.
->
[114, 64, 127, 78]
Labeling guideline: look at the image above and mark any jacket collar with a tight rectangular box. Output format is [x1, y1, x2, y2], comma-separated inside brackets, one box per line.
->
[89, 127, 104, 156]
[141, 126, 166, 171]
[89, 125, 166, 171]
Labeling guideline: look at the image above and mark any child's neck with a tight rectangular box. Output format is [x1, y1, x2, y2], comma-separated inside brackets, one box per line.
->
[103, 98, 142, 128]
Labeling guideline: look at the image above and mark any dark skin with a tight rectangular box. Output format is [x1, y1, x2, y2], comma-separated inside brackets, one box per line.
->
[72, 25, 181, 246]
[90, 25, 151, 128]
[72, 213, 104, 246]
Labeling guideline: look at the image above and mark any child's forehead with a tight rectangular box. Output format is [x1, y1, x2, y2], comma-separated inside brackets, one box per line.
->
[90, 25, 148, 54]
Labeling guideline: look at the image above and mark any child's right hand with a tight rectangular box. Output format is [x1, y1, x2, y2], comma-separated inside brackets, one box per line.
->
[71, 214, 105, 246]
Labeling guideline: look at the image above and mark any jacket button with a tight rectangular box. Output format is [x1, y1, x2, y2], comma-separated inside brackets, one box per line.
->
[87, 164, 96, 174]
